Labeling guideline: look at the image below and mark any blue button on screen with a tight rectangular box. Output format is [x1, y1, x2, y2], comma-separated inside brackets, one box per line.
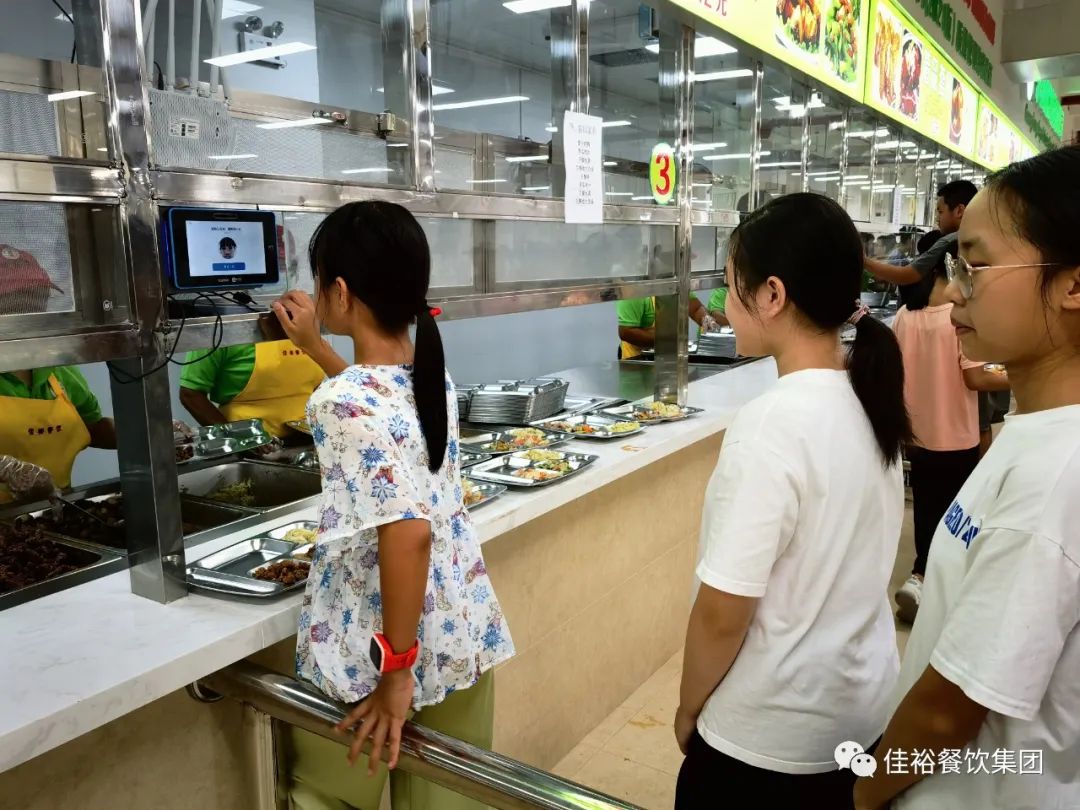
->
[211, 262, 246, 272]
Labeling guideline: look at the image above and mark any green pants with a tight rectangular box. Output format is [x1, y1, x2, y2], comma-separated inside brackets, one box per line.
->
[287, 670, 495, 810]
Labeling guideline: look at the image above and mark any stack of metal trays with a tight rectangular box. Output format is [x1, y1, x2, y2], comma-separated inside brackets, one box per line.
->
[455, 385, 478, 417]
[465, 379, 569, 425]
[696, 330, 738, 358]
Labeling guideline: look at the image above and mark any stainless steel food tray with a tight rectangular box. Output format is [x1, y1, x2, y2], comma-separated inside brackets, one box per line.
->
[179, 461, 322, 511]
[600, 403, 704, 424]
[467, 450, 598, 488]
[285, 419, 312, 435]
[463, 478, 507, 510]
[0, 529, 125, 611]
[177, 419, 275, 465]
[186, 536, 313, 598]
[459, 429, 569, 456]
[460, 451, 493, 469]
[267, 521, 319, 543]
[465, 378, 569, 424]
[533, 413, 645, 440]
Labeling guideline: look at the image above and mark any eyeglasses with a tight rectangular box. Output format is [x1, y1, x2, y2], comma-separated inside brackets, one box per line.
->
[944, 253, 1058, 300]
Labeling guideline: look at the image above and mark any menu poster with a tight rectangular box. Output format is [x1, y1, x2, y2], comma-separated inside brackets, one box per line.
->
[669, 0, 870, 100]
[976, 101, 1037, 169]
[865, 0, 977, 158]
[563, 111, 603, 225]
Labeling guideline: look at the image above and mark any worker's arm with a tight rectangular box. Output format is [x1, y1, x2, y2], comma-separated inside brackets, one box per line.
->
[618, 326, 655, 349]
[179, 386, 228, 427]
[853, 666, 988, 810]
[709, 310, 731, 327]
[689, 296, 706, 327]
[675, 585, 756, 752]
[864, 255, 922, 285]
[86, 417, 117, 449]
[962, 367, 1011, 392]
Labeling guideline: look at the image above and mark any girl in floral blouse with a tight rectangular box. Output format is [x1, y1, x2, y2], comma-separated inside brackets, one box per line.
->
[272, 201, 514, 810]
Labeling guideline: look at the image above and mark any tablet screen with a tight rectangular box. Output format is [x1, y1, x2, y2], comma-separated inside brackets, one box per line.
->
[184, 219, 267, 278]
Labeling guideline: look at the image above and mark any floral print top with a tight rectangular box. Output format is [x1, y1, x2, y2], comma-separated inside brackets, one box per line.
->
[296, 365, 514, 708]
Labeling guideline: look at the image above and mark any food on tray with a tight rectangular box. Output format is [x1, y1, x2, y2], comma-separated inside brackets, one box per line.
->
[899, 36, 922, 118]
[463, 479, 486, 506]
[252, 559, 310, 586]
[534, 459, 572, 474]
[648, 401, 685, 419]
[950, 79, 964, 144]
[282, 527, 317, 544]
[175, 444, 195, 463]
[507, 428, 549, 447]
[207, 480, 256, 507]
[512, 468, 561, 482]
[543, 421, 575, 433]
[0, 523, 89, 594]
[777, 0, 821, 52]
[19, 496, 127, 548]
[609, 421, 640, 434]
[824, 0, 859, 82]
[520, 449, 564, 463]
[292, 547, 313, 561]
[873, 13, 901, 107]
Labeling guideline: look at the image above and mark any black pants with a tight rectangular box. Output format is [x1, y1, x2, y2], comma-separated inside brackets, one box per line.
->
[675, 732, 864, 809]
[907, 445, 980, 577]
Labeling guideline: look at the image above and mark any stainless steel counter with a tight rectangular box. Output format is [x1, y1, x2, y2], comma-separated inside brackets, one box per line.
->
[545, 361, 730, 404]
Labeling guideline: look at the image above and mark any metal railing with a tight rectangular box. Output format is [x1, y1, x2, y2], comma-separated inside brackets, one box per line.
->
[195, 661, 643, 810]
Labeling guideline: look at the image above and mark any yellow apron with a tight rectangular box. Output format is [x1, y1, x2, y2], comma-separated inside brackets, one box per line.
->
[220, 340, 325, 438]
[0, 375, 91, 503]
[620, 297, 654, 360]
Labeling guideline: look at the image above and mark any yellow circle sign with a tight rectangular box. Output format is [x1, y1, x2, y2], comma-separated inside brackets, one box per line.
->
[650, 143, 676, 205]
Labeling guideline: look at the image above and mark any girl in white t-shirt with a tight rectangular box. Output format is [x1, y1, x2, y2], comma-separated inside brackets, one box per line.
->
[675, 194, 911, 808]
[854, 147, 1080, 810]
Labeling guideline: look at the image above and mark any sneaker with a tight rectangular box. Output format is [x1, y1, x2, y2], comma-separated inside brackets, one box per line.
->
[895, 575, 922, 624]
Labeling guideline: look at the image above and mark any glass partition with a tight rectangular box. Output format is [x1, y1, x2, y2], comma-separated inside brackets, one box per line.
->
[0, 1, 108, 160]
[756, 62, 808, 206]
[804, 89, 847, 202]
[896, 142, 920, 225]
[870, 122, 901, 225]
[843, 108, 879, 223]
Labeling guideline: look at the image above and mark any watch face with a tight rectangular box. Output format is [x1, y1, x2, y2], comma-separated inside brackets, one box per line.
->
[369, 636, 383, 671]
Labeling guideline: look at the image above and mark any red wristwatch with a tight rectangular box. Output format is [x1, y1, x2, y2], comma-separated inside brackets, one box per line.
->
[369, 633, 419, 674]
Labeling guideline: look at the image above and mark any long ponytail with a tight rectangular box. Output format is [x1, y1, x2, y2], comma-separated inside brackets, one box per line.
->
[848, 313, 911, 465]
[730, 193, 912, 466]
[413, 308, 448, 472]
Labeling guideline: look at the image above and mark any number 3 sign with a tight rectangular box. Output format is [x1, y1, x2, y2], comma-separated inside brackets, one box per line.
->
[650, 143, 677, 205]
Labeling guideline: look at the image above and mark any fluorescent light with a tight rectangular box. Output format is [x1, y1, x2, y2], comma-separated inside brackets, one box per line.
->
[696, 68, 754, 82]
[96, 147, 108, 152]
[829, 121, 846, 130]
[692, 183, 713, 188]
[693, 141, 728, 151]
[256, 117, 332, 130]
[545, 125, 558, 133]
[386, 143, 408, 148]
[773, 96, 791, 107]
[606, 192, 634, 196]
[631, 195, 655, 201]
[377, 84, 454, 96]
[505, 154, 548, 163]
[602, 120, 632, 128]
[434, 95, 527, 111]
[849, 128, 890, 138]
[807, 169, 842, 176]
[54, 13, 70, 21]
[466, 179, 507, 184]
[759, 160, 801, 167]
[341, 167, 393, 174]
[208, 153, 258, 160]
[47, 90, 94, 102]
[220, 0, 262, 19]
[205, 41, 316, 67]
[703, 150, 771, 161]
[503, 0, 569, 11]
[603, 161, 618, 167]
[522, 186, 551, 192]
[646, 36, 737, 58]
[845, 175, 869, 180]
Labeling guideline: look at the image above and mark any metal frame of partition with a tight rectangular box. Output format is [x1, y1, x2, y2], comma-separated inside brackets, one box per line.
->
[0, 0, 991, 602]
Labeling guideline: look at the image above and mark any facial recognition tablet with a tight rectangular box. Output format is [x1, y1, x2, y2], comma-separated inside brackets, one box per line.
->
[164, 208, 279, 290]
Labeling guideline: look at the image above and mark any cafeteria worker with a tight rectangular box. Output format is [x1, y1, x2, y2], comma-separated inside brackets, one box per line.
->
[178, 341, 325, 438]
[617, 295, 719, 359]
[0, 367, 117, 503]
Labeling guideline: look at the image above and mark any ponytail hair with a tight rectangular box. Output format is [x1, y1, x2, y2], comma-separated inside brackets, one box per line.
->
[730, 193, 912, 465]
[309, 201, 449, 472]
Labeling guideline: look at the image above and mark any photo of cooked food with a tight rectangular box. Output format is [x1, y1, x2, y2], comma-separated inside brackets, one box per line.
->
[872, 12, 901, 108]
[824, 0, 860, 82]
[949, 78, 964, 144]
[776, 0, 822, 54]
[899, 35, 921, 119]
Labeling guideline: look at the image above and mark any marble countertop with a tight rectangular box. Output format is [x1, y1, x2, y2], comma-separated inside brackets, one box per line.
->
[0, 357, 779, 773]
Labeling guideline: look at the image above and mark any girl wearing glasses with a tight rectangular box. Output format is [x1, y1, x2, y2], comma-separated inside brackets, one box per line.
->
[855, 145, 1080, 810]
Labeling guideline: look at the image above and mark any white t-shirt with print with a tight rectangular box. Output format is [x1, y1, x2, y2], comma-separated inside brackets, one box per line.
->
[296, 365, 515, 709]
[892, 405, 1080, 810]
[696, 369, 904, 774]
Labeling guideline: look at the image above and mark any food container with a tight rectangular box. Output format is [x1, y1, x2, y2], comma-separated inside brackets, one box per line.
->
[600, 403, 703, 424]
[185, 535, 312, 598]
[176, 420, 275, 466]
[467, 449, 598, 488]
[459, 451, 493, 469]
[533, 413, 644, 440]
[267, 521, 319, 544]
[462, 478, 507, 510]
[0, 523, 125, 611]
[178, 461, 322, 510]
[459, 428, 568, 456]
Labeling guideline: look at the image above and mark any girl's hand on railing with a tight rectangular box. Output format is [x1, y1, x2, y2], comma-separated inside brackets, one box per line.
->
[337, 669, 415, 776]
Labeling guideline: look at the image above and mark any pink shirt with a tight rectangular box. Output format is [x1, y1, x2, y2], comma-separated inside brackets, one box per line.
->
[893, 304, 982, 451]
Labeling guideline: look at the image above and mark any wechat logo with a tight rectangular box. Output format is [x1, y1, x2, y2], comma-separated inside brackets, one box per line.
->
[836, 741, 878, 778]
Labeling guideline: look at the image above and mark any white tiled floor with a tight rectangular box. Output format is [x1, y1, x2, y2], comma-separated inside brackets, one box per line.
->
[553, 502, 918, 808]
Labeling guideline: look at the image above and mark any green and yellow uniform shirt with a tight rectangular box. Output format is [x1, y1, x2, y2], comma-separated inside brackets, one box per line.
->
[179, 345, 257, 405]
[0, 367, 102, 424]
[616, 297, 656, 359]
[707, 287, 728, 314]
